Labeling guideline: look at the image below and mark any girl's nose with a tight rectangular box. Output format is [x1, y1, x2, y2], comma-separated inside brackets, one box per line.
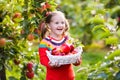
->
[59, 23, 64, 27]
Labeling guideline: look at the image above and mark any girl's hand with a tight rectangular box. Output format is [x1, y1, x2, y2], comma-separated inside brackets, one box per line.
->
[73, 57, 82, 66]
[49, 61, 61, 68]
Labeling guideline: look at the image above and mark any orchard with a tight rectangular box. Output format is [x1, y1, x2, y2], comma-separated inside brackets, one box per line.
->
[0, 0, 120, 80]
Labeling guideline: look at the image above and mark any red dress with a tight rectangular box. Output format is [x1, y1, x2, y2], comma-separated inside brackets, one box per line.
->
[39, 36, 75, 80]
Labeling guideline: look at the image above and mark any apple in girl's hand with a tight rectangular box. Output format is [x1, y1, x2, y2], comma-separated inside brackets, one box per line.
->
[60, 43, 71, 54]
[70, 44, 75, 52]
[71, 50, 77, 54]
[52, 43, 75, 55]
[52, 47, 58, 55]
[52, 47, 59, 55]
[26, 71, 34, 79]
[52, 47, 61, 55]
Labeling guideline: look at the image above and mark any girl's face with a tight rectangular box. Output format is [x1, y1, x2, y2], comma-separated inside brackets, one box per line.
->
[48, 14, 66, 37]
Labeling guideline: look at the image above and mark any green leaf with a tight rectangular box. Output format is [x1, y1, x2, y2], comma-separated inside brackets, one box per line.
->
[111, 6, 120, 18]
[92, 25, 106, 32]
[92, 25, 111, 39]
[107, 49, 120, 60]
[20, 76, 27, 80]
[105, 36, 119, 45]
[90, 15, 104, 24]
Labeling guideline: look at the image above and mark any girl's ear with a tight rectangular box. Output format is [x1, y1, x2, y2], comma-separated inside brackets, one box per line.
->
[46, 23, 51, 29]
[46, 23, 51, 33]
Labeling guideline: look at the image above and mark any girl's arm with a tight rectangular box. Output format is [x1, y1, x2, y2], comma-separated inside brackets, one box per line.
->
[39, 48, 51, 68]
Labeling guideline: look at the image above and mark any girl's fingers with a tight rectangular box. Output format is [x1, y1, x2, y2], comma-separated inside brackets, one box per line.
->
[49, 61, 61, 67]
[75, 58, 82, 64]
[76, 58, 80, 63]
[49, 61, 54, 67]
[55, 62, 61, 67]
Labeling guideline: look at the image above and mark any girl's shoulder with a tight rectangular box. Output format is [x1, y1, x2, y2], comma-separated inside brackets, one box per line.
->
[39, 38, 51, 48]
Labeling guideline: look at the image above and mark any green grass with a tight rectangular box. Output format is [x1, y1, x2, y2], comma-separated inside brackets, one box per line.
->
[74, 49, 107, 80]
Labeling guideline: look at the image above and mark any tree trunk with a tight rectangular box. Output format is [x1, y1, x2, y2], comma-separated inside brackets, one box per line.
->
[0, 48, 6, 80]
[0, 64, 6, 80]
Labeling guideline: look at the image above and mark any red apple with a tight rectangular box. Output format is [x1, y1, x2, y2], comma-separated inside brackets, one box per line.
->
[13, 58, 20, 65]
[13, 12, 21, 18]
[27, 62, 33, 72]
[60, 43, 71, 54]
[0, 38, 6, 47]
[34, 28, 41, 34]
[52, 44, 75, 56]
[12, 12, 22, 22]
[71, 50, 77, 54]
[20, 29, 25, 35]
[52, 47, 57, 55]
[52, 47, 61, 55]
[55, 51, 61, 56]
[26, 71, 34, 79]
[70, 44, 75, 52]
[60, 52, 65, 56]
[118, 17, 120, 22]
[27, 34, 34, 41]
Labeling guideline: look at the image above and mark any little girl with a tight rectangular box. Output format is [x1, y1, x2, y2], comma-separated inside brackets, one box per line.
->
[39, 11, 82, 80]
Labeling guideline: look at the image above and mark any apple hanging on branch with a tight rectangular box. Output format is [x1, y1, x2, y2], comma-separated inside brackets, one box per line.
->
[26, 71, 34, 79]
[26, 62, 33, 72]
[12, 12, 22, 23]
[27, 34, 34, 41]
[25, 62, 34, 79]
[13, 58, 20, 65]
[0, 38, 6, 47]
[117, 16, 120, 23]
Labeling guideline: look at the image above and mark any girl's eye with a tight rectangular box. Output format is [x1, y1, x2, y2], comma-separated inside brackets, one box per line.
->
[55, 22, 59, 24]
[55, 21, 65, 24]
[61, 22, 65, 24]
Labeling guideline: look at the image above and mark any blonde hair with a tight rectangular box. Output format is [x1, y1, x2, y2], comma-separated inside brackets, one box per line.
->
[40, 11, 69, 39]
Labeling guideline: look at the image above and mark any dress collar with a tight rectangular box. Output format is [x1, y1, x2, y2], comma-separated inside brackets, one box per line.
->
[45, 36, 68, 46]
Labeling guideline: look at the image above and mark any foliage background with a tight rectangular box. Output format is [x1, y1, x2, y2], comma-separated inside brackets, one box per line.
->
[0, 0, 120, 80]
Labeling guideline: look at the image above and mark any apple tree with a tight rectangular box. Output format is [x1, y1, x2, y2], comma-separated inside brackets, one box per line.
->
[0, 0, 57, 80]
